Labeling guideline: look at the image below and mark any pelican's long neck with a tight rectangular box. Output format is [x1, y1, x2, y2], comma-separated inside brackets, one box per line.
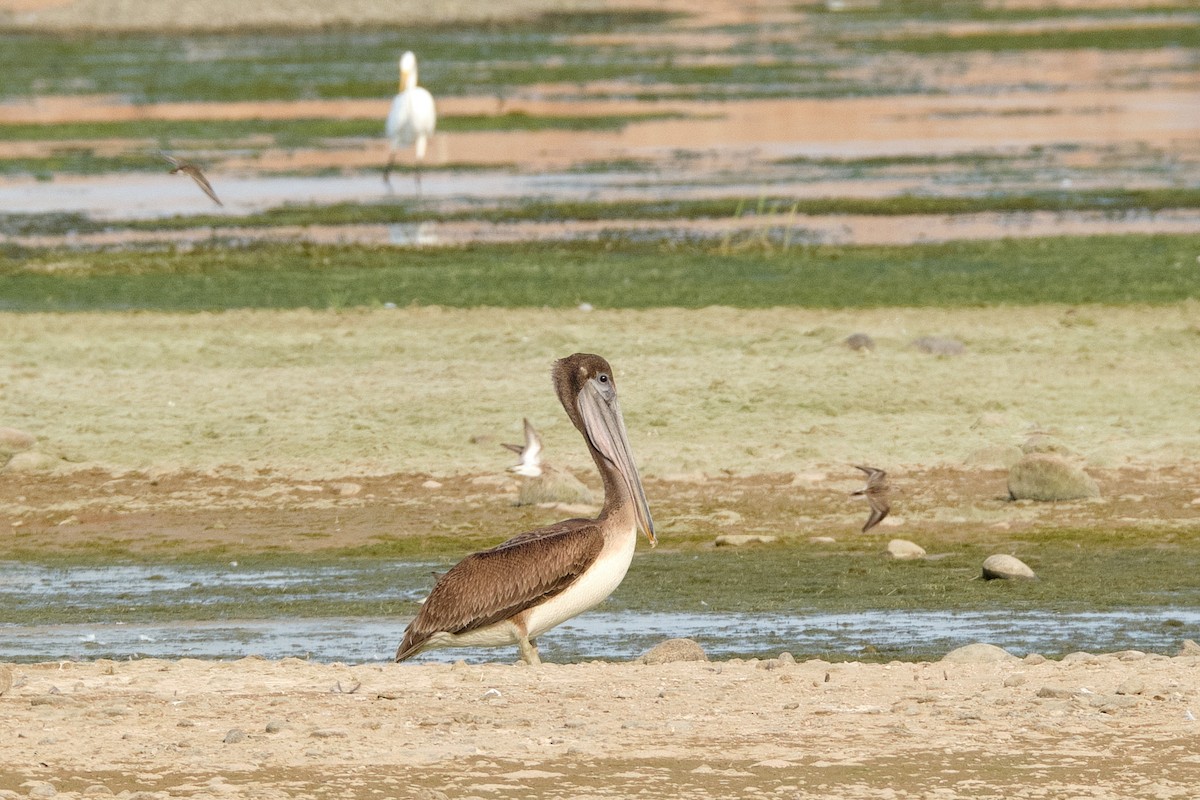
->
[588, 440, 638, 533]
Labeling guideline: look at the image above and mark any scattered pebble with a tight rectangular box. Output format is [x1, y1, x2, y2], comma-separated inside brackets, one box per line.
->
[981, 554, 1037, 581]
[0, 427, 36, 455]
[223, 728, 246, 744]
[912, 336, 965, 356]
[886, 539, 925, 560]
[1008, 454, 1100, 501]
[0, 664, 11, 696]
[843, 333, 875, 352]
[941, 643, 1016, 663]
[639, 638, 708, 665]
[714, 534, 776, 547]
[421, 480, 442, 490]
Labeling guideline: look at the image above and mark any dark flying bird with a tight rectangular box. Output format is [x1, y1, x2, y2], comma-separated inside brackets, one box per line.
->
[396, 353, 655, 665]
[161, 153, 222, 206]
[852, 465, 890, 533]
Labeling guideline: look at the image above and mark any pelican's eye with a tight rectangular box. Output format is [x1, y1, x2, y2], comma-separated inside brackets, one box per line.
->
[598, 374, 609, 383]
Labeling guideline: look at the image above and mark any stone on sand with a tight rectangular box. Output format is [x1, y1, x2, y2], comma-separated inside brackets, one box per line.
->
[887, 539, 925, 560]
[941, 643, 1016, 663]
[912, 336, 965, 356]
[963, 444, 1024, 468]
[714, 534, 777, 547]
[515, 469, 595, 506]
[1007, 454, 1100, 501]
[2, 451, 60, 473]
[981, 554, 1037, 581]
[0, 663, 11, 696]
[1178, 639, 1200, 657]
[639, 638, 708, 665]
[0, 427, 35, 456]
[843, 333, 875, 352]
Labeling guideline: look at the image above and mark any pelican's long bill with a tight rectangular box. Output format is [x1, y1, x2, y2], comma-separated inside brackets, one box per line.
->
[576, 375, 656, 546]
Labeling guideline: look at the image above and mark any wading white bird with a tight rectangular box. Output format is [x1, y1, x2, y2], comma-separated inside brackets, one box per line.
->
[384, 50, 437, 195]
[396, 354, 655, 665]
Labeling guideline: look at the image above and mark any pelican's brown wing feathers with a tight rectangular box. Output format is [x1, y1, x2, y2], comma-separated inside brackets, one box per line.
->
[395, 519, 603, 661]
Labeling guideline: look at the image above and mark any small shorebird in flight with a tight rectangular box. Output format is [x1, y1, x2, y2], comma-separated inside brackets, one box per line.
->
[396, 354, 655, 665]
[384, 50, 437, 195]
[852, 465, 890, 533]
[502, 418, 544, 477]
[160, 153, 222, 206]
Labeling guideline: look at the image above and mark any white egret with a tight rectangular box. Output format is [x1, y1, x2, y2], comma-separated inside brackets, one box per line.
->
[384, 51, 437, 195]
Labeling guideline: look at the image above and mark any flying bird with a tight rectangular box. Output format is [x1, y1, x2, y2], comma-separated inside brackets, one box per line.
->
[384, 50, 437, 195]
[396, 354, 655, 665]
[502, 417, 544, 477]
[160, 153, 222, 206]
[852, 465, 890, 533]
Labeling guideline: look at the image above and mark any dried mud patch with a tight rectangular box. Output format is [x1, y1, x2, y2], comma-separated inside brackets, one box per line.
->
[3, 463, 1198, 558]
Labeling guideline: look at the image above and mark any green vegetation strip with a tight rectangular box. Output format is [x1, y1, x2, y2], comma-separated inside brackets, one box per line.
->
[1, 234, 1197, 311]
[4, 528, 1198, 626]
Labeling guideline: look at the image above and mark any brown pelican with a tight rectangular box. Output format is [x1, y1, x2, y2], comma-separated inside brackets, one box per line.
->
[384, 51, 437, 194]
[396, 354, 655, 665]
[160, 153, 222, 206]
[851, 465, 890, 533]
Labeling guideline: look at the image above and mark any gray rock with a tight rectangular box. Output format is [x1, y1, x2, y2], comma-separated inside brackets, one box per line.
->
[1036, 685, 1081, 699]
[223, 728, 246, 744]
[981, 554, 1037, 581]
[941, 643, 1016, 663]
[0, 427, 35, 456]
[912, 336, 965, 356]
[714, 534, 777, 547]
[638, 638, 708, 665]
[1007, 454, 1100, 501]
[26, 784, 56, 799]
[887, 539, 925, 560]
[1116, 677, 1146, 696]
[1021, 433, 1073, 456]
[1177, 639, 1200, 657]
[963, 444, 1024, 469]
[515, 468, 595, 506]
[844, 333, 875, 352]
[2, 451, 60, 473]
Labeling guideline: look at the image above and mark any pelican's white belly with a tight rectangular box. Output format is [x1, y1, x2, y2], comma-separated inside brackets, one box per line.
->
[525, 524, 637, 639]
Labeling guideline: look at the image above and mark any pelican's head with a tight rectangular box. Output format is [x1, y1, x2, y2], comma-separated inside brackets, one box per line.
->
[554, 353, 656, 546]
[399, 51, 418, 90]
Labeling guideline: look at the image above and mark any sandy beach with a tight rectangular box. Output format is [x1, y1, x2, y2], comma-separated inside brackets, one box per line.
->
[1, 648, 1199, 798]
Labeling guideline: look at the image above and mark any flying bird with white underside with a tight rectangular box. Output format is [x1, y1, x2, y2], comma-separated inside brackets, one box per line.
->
[396, 354, 655, 665]
[502, 417, 544, 477]
[384, 51, 437, 195]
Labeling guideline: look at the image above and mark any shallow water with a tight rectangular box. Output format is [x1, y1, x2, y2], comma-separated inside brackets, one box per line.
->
[2, 561, 1196, 664]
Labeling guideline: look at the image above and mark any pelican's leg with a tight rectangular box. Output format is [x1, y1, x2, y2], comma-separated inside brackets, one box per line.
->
[517, 635, 541, 666]
[383, 148, 396, 192]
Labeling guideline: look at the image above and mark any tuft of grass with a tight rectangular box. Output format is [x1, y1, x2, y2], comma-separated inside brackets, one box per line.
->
[0, 234, 1197, 312]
